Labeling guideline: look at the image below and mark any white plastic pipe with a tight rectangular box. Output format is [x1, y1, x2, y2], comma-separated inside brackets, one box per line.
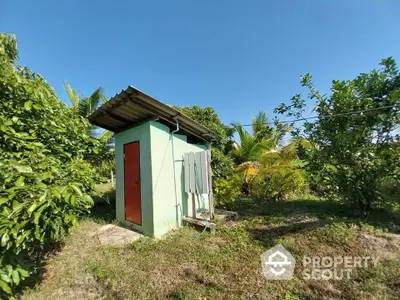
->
[171, 120, 180, 227]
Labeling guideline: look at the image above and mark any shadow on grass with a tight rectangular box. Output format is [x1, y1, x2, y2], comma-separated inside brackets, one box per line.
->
[12, 189, 116, 298]
[87, 189, 116, 223]
[231, 198, 400, 246]
[250, 219, 325, 238]
[18, 189, 117, 296]
[15, 242, 63, 298]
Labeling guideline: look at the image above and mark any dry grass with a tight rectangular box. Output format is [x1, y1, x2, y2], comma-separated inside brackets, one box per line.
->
[23, 199, 400, 300]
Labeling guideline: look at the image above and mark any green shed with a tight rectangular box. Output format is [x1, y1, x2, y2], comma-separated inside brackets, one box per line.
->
[89, 86, 217, 237]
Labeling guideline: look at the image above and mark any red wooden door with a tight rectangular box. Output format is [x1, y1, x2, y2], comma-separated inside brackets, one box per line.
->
[124, 141, 141, 225]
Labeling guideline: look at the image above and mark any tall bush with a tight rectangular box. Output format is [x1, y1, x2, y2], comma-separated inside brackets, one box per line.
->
[214, 174, 242, 209]
[0, 34, 99, 297]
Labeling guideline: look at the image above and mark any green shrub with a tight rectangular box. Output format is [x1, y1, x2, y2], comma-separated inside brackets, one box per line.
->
[0, 34, 99, 297]
[214, 174, 242, 209]
[249, 168, 308, 201]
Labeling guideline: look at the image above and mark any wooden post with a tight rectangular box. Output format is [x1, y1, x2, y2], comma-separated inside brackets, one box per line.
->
[192, 193, 197, 218]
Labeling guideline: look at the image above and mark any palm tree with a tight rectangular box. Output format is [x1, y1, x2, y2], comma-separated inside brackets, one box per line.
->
[64, 82, 107, 118]
[65, 83, 115, 183]
[231, 111, 294, 194]
[257, 138, 312, 200]
[231, 111, 281, 165]
[252, 111, 273, 141]
[231, 123, 276, 165]
[64, 82, 113, 143]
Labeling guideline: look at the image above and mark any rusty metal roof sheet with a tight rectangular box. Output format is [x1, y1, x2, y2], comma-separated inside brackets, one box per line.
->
[88, 86, 217, 142]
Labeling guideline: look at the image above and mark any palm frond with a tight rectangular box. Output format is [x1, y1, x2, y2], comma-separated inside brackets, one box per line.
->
[252, 111, 268, 135]
[80, 87, 105, 117]
[101, 93, 108, 104]
[231, 122, 248, 143]
[64, 82, 80, 109]
[99, 130, 114, 145]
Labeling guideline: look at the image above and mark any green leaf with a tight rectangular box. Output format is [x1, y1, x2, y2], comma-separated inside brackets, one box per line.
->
[0, 280, 12, 294]
[12, 270, 20, 285]
[0, 274, 10, 283]
[27, 202, 39, 215]
[18, 269, 29, 278]
[34, 204, 47, 224]
[24, 101, 32, 110]
[14, 165, 33, 173]
[70, 184, 82, 196]
[1, 233, 9, 247]
[34, 225, 41, 240]
[0, 198, 9, 206]
[15, 176, 25, 187]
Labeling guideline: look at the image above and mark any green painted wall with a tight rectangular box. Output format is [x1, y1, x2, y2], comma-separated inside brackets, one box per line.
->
[149, 121, 208, 237]
[115, 120, 209, 237]
[114, 122, 154, 236]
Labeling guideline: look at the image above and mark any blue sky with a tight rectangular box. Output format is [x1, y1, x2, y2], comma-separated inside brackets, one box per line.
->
[1, 0, 400, 127]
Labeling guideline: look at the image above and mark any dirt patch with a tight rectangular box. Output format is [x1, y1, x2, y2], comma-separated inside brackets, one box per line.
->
[207, 236, 228, 246]
[50, 272, 108, 300]
[358, 231, 400, 260]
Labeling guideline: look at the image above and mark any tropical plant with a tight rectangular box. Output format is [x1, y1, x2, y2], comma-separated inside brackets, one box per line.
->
[64, 83, 115, 178]
[64, 82, 107, 118]
[231, 111, 290, 165]
[214, 173, 242, 209]
[0, 34, 99, 297]
[249, 138, 310, 200]
[276, 58, 400, 212]
[231, 122, 276, 165]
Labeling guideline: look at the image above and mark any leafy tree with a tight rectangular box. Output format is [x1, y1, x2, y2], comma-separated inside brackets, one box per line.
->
[174, 106, 235, 179]
[0, 34, 100, 296]
[276, 58, 400, 212]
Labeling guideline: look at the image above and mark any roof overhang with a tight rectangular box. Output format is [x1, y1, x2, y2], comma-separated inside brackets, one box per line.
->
[88, 86, 217, 143]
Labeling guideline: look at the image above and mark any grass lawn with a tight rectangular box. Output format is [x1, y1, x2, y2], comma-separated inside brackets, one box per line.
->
[23, 196, 400, 300]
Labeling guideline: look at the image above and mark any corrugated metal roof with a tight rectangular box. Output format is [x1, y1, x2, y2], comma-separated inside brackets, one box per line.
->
[88, 86, 217, 142]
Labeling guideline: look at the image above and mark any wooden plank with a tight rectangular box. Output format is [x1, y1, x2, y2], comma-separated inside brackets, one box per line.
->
[194, 152, 203, 193]
[214, 209, 238, 221]
[188, 152, 196, 217]
[189, 153, 195, 193]
[201, 151, 209, 194]
[183, 216, 216, 234]
[207, 150, 214, 219]
[192, 193, 196, 218]
[184, 153, 190, 193]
